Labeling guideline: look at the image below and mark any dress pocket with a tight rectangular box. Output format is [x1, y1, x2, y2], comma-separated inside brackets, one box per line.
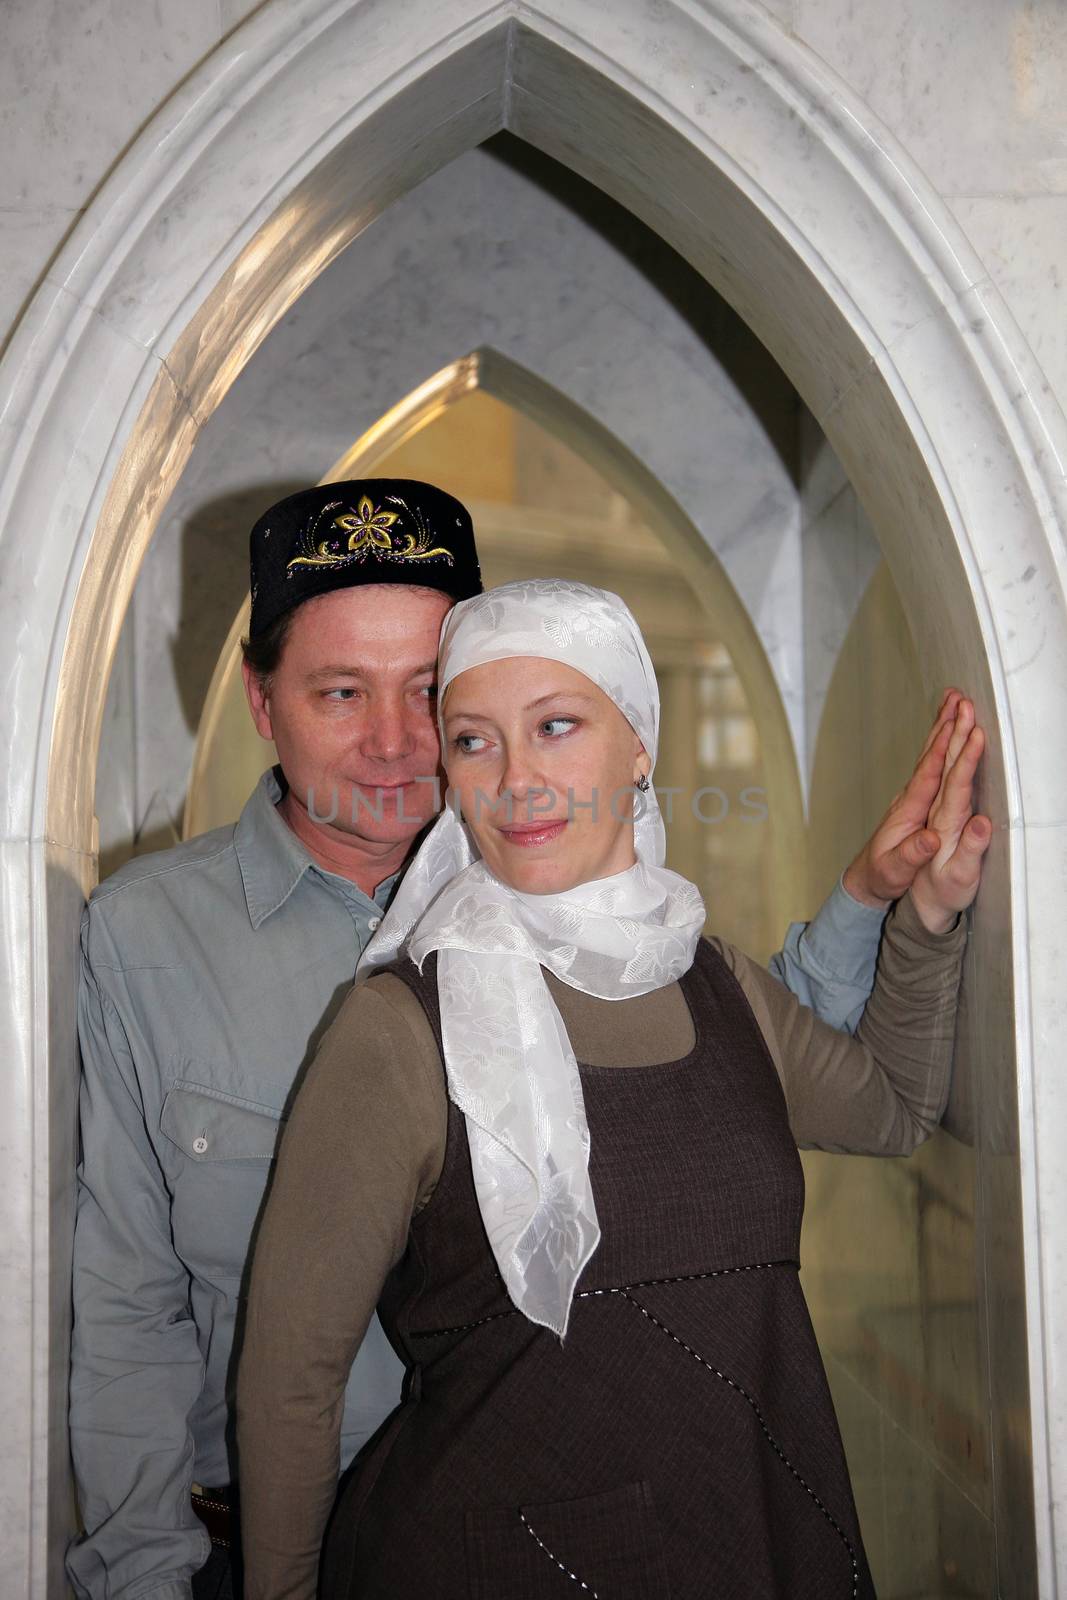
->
[465, 1479, 671, 1599]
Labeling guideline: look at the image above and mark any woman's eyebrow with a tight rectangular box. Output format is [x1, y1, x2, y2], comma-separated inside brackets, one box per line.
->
[525, 690, 596, 710]
[441, 684, 598, 723]
[443, 689, 596, 721]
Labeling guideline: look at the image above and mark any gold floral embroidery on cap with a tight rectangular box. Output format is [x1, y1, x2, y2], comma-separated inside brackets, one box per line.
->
[333, 496, 399, 551]
[286, 495, 454, 573]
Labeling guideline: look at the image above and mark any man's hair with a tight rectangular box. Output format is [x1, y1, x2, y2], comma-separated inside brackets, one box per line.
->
[240, 609, 293, 691]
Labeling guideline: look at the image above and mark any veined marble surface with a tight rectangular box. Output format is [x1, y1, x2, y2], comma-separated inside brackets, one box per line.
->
[0, 3, 1065, 1596]
[0, 0, 224, 347]
[795, 0, 1067, 199]
[950, 195, 1067, 422]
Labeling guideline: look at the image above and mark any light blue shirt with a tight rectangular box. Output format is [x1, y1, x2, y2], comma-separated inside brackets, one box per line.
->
[770, 872, 887, 1036]
[67, 767, 405, 1600]
[66, 765, 883, 1600]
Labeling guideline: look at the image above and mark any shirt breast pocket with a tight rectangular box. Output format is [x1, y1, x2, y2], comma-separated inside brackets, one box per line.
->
[160, 1079, 284, 1163]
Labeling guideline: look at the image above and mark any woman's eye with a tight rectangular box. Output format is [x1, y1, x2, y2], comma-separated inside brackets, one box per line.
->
[540, 717, 578, 738]
[454, 733, 488, 754]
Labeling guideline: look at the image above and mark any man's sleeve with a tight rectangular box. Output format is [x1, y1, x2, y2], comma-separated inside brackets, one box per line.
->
[66, 909, 210, 1600]
[767, 873, 887, 1036]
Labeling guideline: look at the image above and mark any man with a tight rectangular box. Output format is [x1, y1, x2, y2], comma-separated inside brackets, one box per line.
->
[65, 479, 966, 1600]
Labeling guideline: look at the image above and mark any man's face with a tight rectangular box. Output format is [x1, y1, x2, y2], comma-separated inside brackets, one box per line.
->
[243, 584, 453, 848]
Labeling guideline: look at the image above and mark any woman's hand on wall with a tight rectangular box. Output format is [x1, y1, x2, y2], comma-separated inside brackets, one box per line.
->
[907, 696, 991, 935]
[843, 689, 965, 910]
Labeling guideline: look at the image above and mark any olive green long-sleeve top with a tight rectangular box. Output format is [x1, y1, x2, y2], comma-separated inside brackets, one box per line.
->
[236, 891, 966, 1600]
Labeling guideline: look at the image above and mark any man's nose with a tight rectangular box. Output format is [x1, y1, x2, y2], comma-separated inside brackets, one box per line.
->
[362, 699, 417, 763]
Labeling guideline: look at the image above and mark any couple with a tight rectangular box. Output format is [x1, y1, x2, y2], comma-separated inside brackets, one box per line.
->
[64, 473, 985, 1600]
[231, 495, 987, 1596]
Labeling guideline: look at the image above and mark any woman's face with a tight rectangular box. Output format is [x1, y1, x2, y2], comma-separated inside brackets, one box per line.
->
[441, 656, 650, 894]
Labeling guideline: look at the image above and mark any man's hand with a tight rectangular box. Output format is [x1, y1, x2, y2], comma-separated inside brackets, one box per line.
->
[908, 699, 991, 933]
[843, 690, 966, 910]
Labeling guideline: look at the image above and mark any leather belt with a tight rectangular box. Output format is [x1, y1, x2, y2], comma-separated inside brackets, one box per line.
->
[192, 1483, 238, 1550]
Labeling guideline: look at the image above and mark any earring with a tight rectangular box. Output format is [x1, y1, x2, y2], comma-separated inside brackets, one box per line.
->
[636, 774, 651, 793]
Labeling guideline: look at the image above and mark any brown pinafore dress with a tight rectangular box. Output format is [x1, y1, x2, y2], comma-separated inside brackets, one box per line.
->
[322, 942, 876, 1599]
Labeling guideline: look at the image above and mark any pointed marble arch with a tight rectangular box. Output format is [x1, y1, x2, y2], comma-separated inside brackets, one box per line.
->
[0, 0, 1064, 1592]
[184, 347, 807, 935]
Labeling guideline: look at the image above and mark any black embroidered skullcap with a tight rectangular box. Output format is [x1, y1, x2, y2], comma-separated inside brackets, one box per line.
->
[248, 479, 482, 638]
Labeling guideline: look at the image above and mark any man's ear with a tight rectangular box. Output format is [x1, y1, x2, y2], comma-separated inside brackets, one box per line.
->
[242, 658, 275, 742]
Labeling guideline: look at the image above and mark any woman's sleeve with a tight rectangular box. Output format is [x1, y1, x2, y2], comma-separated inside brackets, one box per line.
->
[236, 974, 446, 1600]
[716, 890, 968, 1155]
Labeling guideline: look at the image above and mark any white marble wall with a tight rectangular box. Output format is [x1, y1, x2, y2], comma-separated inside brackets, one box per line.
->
[0, 0, 267, 355]
[792, 0, 1067, 413]
[4, 1, 1065, 425]
[1, 3, 1065, 1597]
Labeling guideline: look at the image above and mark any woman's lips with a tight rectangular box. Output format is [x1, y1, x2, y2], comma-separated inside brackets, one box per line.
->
[498, 820, 568, 848]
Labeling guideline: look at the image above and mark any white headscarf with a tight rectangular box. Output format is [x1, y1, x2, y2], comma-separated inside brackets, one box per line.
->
[358, 579, 706, 1336]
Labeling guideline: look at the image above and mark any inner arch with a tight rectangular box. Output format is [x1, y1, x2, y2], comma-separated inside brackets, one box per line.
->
[184, 351, 805, 949]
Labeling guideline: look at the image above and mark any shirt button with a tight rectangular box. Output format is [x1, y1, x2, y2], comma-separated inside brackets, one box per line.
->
[192, 1135, 209, 1155]
[368, 916, 381, 931]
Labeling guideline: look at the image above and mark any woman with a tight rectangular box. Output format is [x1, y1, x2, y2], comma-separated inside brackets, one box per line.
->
[236, 578, 987, 1600]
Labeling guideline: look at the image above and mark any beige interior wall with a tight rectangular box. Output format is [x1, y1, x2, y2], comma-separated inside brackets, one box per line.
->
[801, 560, 990, 1596]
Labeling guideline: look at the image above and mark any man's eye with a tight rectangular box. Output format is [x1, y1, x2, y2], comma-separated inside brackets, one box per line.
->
[418, 684, 439, 699]
[454, 733, 488, 754]
[540, 717, 578, 737]
[325, 688, 359, 702]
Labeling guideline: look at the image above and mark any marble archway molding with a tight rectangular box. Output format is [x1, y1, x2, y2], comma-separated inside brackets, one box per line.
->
[0, 0, 1064, 1592]
[186, 347, 807, 936]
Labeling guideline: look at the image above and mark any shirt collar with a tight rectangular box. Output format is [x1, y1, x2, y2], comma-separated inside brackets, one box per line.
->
[234, 765, 399, 929]
[235, 767, 317, 929]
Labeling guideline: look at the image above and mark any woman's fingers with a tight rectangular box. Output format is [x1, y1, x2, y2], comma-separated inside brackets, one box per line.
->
[912, 810, 992, 924]
[844, 695, 986, 913]
[943, 698, 975, 772]
[939, 814, 993, 906]
[929, 725, 985, 846]
[959, 814, 993, 857]
[910, 706, 990, 927]
[927, 698, 974, 810]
